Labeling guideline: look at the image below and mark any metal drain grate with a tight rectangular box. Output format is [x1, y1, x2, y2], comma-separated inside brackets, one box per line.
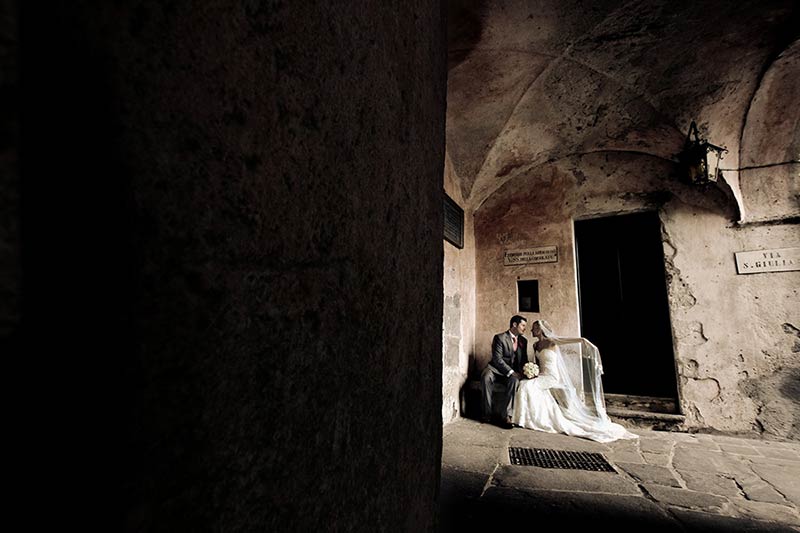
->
[508, 447, 616, 472]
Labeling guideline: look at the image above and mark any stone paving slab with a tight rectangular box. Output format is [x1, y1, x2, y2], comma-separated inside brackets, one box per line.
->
[673, 447, 752, 475]
[758, 448, 800, 461]
[662, 431, 707, 443]
[642, 483, 730, 512]
[642, 451, 671, 466]
[721, 443, 764, 456]
[493, 464, 641, 495]
[507, 427, 610, 453]
[710, 434, 777, 445]
[669, 508, 800, 532]
[609, 437, 642, 451]
[736, 472, 792, 505]
[480, 486, 680, 531]
[443, 419, 510, 447]
[616, 462, 682, 487]
[676, 440, 722, 452]
[750, 455, 800, 467]
[749, 462, 800, 506]
[605, 448, 646, 464]
[440, 465, 489, 501]
[678, 470, 744, 499]
[732, 499, 800, 527]
[639, 437, 675, 454]
[441, 442, 504, 474]
[441, 419, 800, 532]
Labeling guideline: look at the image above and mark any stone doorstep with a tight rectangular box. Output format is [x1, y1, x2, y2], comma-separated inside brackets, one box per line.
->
[605, 393, 679, 414]
[607, 408, 686, 423]
[608, 409, 686, 432]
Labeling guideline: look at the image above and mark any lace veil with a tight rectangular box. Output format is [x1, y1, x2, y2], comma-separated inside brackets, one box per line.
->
[532, 319, 612, 423]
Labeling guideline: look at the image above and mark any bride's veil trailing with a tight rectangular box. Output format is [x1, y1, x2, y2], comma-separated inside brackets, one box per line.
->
[533, 319, 613, 425]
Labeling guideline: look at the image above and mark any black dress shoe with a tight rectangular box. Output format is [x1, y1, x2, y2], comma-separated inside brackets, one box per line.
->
[479, 415, 491, 424]
[500, 417, 514, 429]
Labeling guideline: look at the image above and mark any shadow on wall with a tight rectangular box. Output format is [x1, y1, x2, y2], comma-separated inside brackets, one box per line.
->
[739, 323, 800, 440]
[468, 352, 482, 380]
[777, 324, 800, 439]
[780, 367, 800, 439]
[447, 0, 489, 71]
[460, 352, 504, 420]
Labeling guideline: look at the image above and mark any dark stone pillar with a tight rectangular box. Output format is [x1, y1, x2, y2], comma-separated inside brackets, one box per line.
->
[24, 2, 445, 530]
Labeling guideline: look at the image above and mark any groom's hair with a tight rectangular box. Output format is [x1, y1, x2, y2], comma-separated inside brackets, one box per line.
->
[510, 315, 527, 328]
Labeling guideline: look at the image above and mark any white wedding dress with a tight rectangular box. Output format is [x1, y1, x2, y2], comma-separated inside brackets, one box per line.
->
[512, 347, 637, 443]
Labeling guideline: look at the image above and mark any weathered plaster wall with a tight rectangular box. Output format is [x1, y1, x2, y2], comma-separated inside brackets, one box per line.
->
[475, 165, 581, 354]
[738, 39, 800, 223]
[28, 2, 446, 530]
[475, 152, 799, 440]
[443, 151, 476, 424]
[733, 223, 800, 438]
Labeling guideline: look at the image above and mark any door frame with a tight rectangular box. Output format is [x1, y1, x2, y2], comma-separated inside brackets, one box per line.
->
[571, 209, 684, 414]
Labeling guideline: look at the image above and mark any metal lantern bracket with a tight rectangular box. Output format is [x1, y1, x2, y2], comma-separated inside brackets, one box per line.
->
[680, 121, 728, 185]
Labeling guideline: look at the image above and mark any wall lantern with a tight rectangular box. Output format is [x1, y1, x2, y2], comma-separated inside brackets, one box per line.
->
[678, 121, 728, 185]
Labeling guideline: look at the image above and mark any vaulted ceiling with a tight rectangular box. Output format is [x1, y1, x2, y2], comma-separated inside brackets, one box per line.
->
[446, 0, 799, 212]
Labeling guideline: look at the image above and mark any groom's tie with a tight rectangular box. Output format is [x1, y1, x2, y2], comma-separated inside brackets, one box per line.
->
[511, 336, 518, 367]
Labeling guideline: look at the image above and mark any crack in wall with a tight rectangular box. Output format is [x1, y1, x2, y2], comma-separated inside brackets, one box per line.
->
[660, 218, 697, 309]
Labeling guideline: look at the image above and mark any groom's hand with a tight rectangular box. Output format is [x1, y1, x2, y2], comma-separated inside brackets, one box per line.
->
[512, 371, 524, 380]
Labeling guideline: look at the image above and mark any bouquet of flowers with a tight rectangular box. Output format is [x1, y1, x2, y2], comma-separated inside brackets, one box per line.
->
[523, 362, 540, 379]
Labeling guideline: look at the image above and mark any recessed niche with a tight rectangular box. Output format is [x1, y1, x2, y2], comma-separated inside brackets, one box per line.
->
[517, 280, 539, 313]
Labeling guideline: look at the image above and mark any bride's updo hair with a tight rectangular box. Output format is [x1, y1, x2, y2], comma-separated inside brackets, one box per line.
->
[534, 319, 556, 339]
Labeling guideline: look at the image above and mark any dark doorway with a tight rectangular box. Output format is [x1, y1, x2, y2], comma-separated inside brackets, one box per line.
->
[574, 212, 678, 400]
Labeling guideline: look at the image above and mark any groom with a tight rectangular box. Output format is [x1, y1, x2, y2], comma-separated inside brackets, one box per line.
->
[481, 315, 529, 428]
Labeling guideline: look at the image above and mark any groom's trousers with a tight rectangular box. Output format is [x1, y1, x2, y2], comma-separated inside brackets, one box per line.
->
[481, 365, 520, 419]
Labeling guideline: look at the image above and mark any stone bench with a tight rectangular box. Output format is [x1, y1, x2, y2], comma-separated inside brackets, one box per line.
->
[460, 379, 509, 420]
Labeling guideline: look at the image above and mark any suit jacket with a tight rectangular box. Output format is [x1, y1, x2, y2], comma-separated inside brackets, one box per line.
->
[488, 331, 528, 376]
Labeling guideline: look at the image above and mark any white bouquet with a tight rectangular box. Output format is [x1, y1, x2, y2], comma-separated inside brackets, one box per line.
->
[523, 362, 540, 379]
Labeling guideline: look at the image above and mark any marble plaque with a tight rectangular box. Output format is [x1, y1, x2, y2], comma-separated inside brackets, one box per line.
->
[735, 247, 800, 274]
[504, 246, 558, 266]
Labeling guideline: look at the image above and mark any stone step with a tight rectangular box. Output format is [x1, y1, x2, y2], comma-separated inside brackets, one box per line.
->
[608, 408, 686, 431]
[606, 408, 685, 422]
[605, 393, 679, 414]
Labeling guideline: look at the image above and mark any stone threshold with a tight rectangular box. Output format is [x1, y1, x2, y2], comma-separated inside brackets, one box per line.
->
[604, 393, 680, 415]
[606, 408, 686, 423]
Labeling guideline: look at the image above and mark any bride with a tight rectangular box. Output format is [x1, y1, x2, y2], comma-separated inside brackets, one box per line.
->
[512, 319, 638, 443]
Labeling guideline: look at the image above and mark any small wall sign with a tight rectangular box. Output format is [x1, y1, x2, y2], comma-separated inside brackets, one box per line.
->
[504, 246, 558, 266]
[735, 247, 800, 274]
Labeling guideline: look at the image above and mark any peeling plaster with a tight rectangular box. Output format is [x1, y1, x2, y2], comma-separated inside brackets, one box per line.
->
[688, 377, 722, 402]
[683, 359, 699, 378]
[782, 322, 800, 353]
[660, 220, 697, 309]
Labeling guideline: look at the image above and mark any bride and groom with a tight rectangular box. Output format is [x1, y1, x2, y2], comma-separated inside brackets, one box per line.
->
[481, 316, 637, 443]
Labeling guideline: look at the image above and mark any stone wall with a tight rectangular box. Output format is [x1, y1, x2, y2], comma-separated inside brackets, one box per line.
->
[443, 151, 476, 423]
[475, 152, 799, 440]
[27, 2, 446, 530]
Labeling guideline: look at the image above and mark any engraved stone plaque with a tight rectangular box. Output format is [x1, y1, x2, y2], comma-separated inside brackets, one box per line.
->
[735, 247, 800, 274]
[504, 246, 558, 266]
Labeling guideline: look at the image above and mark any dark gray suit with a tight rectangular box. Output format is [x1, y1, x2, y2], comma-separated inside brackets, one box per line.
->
[481, 331, 529, 419]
